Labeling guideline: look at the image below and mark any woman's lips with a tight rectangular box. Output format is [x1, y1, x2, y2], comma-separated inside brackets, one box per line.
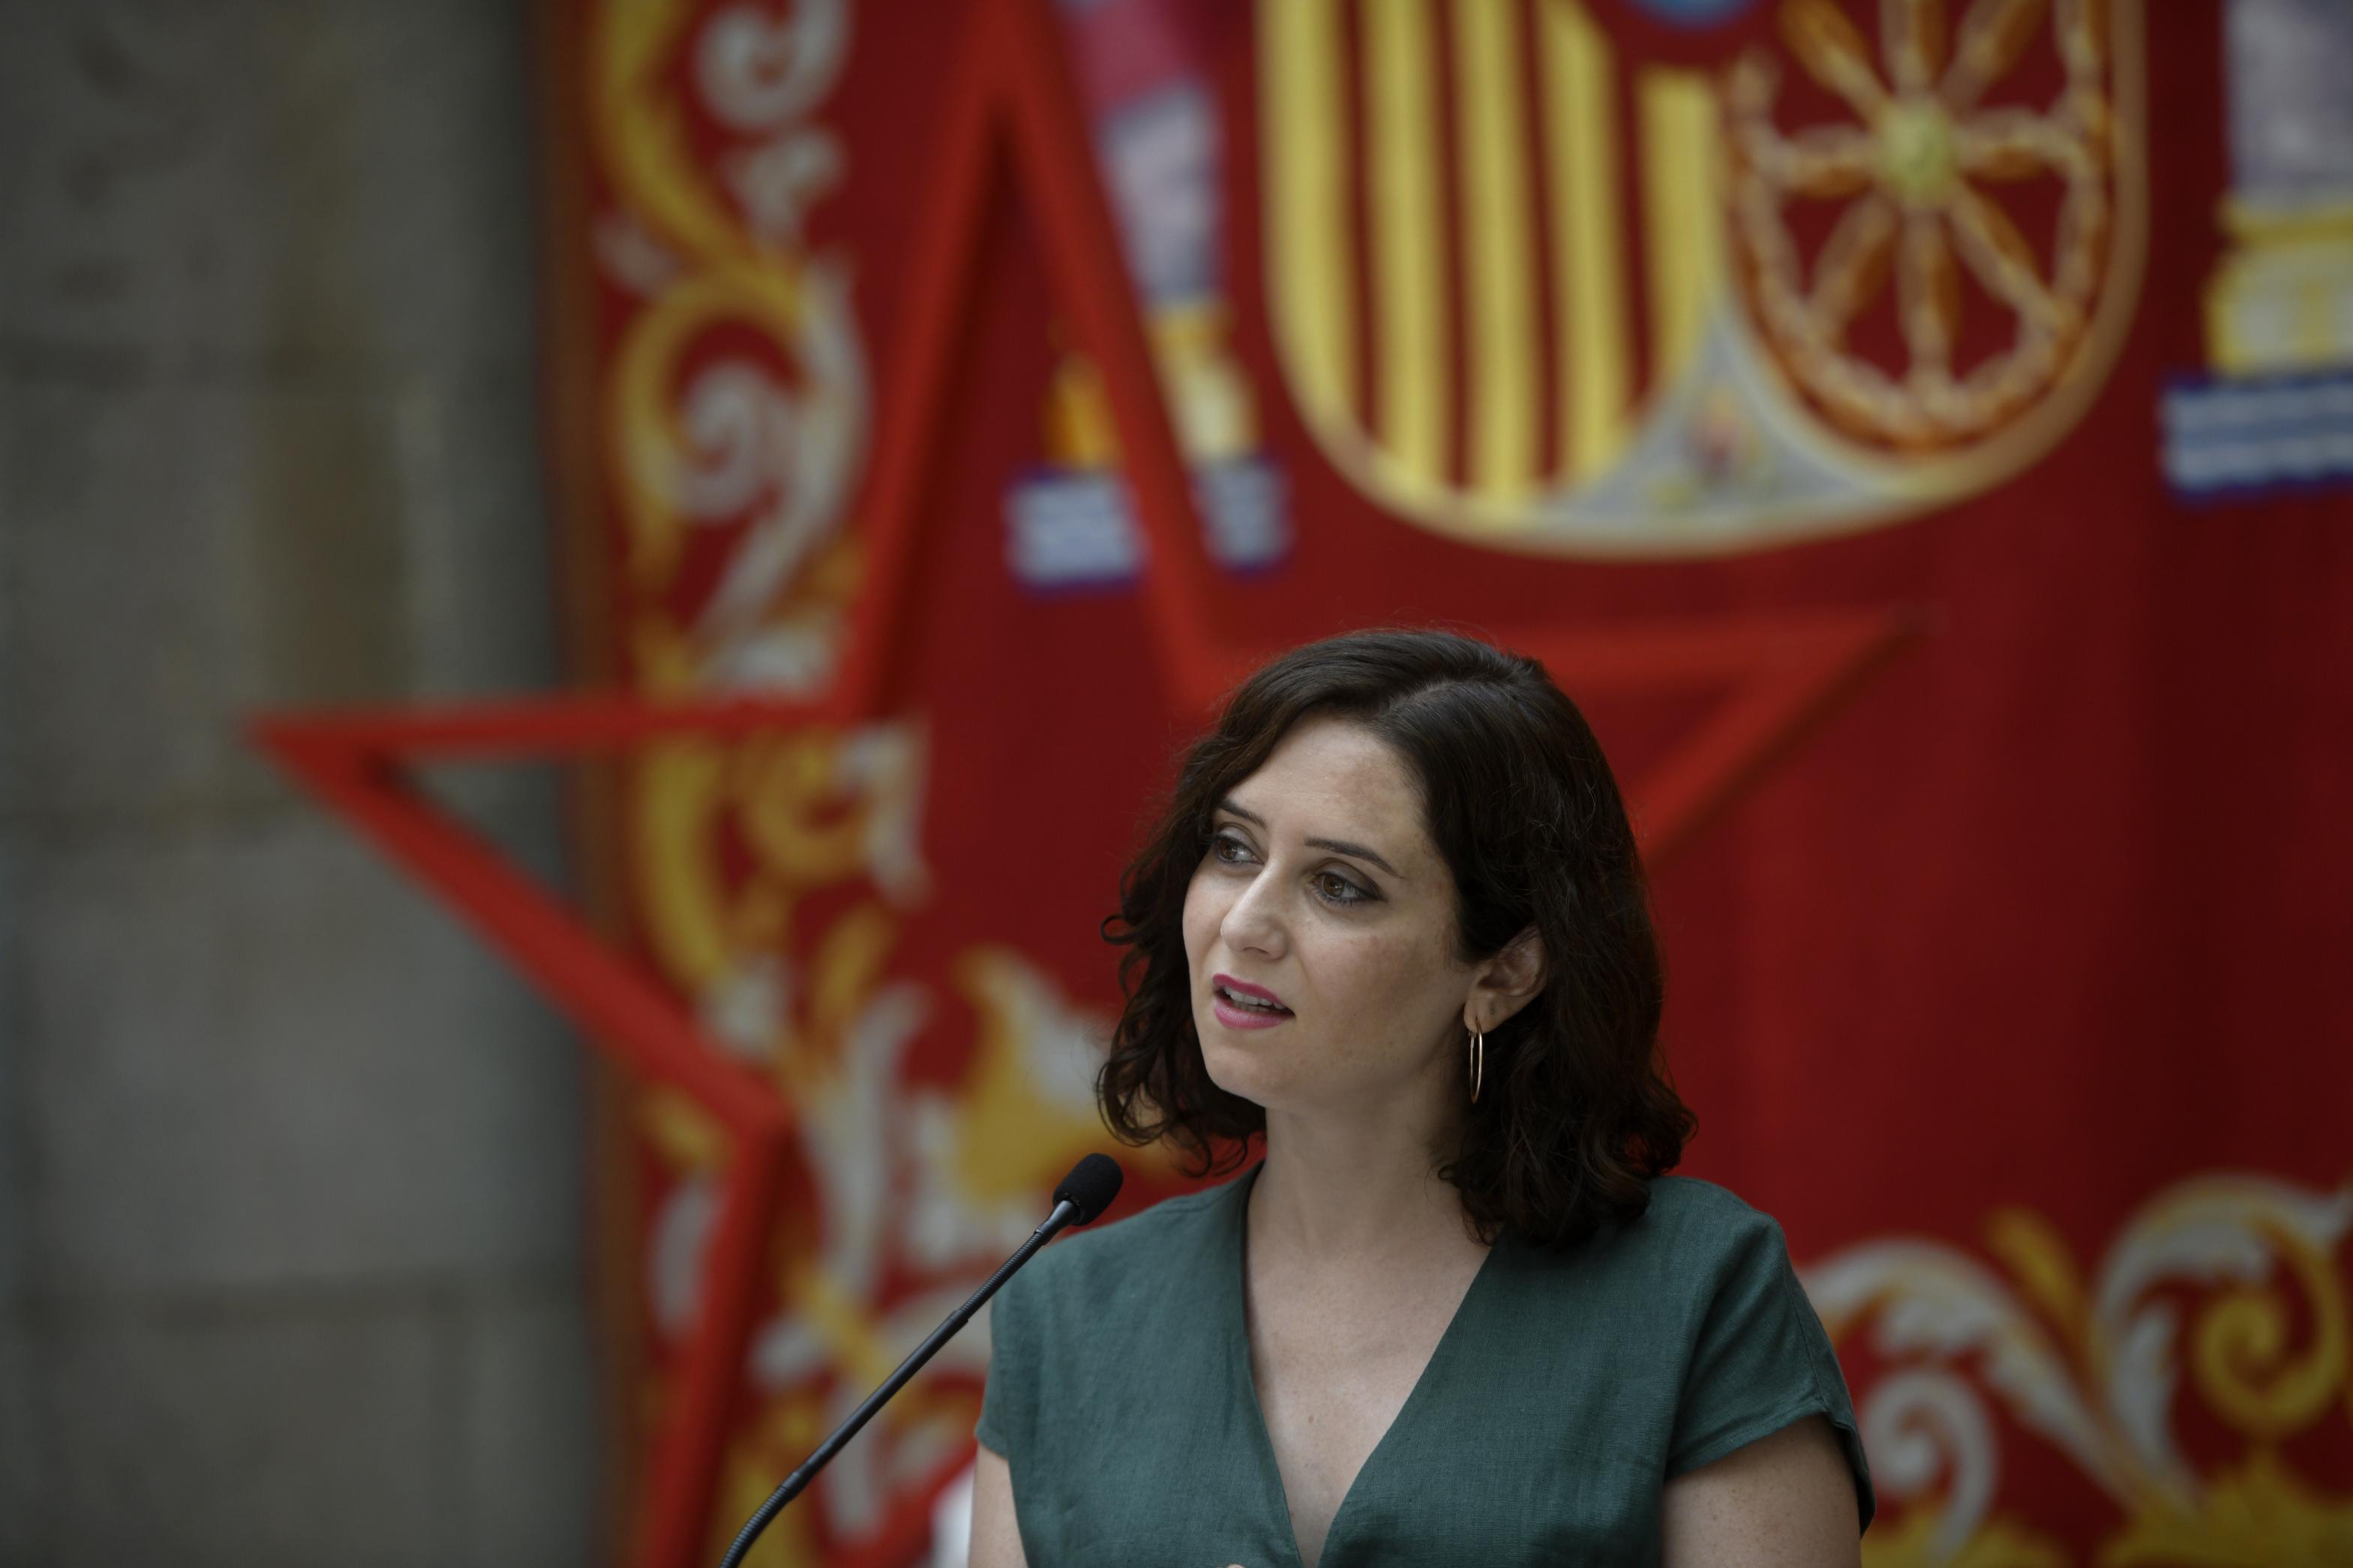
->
[1211, 992, 1292, 1030]
[1212, 973, 1289, 1009]
[1210, 974, 1293, 1030]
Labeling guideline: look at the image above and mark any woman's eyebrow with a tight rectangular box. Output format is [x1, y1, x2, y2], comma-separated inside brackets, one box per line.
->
[1216, 797, 1403, 879]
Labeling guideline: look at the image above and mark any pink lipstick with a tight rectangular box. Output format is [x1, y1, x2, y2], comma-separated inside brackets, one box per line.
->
[1211, 973, 1292, 1030]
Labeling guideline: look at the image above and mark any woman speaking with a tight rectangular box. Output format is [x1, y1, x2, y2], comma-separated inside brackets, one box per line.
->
[967, 628, 1874, 1566]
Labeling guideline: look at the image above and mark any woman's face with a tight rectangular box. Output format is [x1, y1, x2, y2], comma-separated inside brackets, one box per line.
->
[1181, 715, 1481, 1120]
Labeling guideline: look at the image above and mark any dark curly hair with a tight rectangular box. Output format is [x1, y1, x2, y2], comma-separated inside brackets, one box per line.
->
[1096, 627, 1695, 1249]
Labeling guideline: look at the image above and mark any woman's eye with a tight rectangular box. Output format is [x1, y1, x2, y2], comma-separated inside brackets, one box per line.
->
[1211, 832, 1370, 906]
[1315, 872, 1370, 905]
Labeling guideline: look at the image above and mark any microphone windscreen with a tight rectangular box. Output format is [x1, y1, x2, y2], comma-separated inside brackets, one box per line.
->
[1052, 1153, 1124, 1225]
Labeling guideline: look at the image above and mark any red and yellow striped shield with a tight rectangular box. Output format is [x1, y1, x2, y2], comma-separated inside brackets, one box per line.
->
[1259, 0, 2147, 554]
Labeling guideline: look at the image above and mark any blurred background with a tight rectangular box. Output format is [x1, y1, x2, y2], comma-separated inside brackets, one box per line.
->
[2, 1, 2348, 1567]
[0, 2, 599, 1567]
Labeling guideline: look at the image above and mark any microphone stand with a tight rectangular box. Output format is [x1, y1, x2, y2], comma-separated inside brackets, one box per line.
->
[713, 1195, 1091, 1568]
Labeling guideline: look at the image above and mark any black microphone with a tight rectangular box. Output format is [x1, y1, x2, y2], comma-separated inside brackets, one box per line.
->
[714, 1153, 1125, 1567]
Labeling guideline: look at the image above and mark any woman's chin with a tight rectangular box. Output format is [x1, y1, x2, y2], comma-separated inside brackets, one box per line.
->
[1199, 1033, 1289, 1105]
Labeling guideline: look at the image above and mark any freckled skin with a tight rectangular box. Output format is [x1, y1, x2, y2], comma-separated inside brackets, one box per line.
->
[1183, 715, 1475, 1116]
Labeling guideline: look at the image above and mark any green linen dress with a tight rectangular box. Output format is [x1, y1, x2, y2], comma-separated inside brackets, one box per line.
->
[976, 1159, 1874, 1565]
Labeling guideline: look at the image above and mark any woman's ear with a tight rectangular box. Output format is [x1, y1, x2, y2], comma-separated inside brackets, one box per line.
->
[1472, 925, 1547, 1026]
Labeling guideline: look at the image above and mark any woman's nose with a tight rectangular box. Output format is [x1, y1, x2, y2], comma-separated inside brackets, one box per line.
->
[1220, 862, 1287, 957]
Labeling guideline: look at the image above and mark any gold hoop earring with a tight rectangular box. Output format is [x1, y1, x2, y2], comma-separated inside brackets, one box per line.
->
[1467, 1023, 1484, 1103]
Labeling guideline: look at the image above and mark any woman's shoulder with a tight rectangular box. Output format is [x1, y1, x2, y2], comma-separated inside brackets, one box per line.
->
[1049, 1175, 1235, 1264]
[1637, 1173, 1784, 1240]
[1004, 1172, 1239, 1318]
[1496, 1172, 1790, 1297]
[1631, 1174, 1797, 1283]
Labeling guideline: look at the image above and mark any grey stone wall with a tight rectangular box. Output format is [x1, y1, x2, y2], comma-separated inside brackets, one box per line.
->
[0, 3, 599, 1564]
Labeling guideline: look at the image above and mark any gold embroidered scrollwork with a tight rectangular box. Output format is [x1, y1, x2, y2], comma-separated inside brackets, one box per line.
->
[1805, 1173, 2353, 1567]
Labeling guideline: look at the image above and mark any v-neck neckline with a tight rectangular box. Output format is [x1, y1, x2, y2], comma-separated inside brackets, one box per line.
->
[1220, 1161, 1509, 1568]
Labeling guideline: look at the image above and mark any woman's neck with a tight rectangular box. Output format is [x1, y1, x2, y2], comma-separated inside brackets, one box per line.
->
[1250, 1093, 1483, 1269]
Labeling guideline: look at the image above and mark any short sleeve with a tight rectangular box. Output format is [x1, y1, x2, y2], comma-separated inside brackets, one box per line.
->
[1666, 1213, 1876, 1533]
[973, 1264, 1032, 1460]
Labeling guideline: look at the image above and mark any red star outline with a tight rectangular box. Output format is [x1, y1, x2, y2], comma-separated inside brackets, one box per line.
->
[252, 1, 1913, 1563]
